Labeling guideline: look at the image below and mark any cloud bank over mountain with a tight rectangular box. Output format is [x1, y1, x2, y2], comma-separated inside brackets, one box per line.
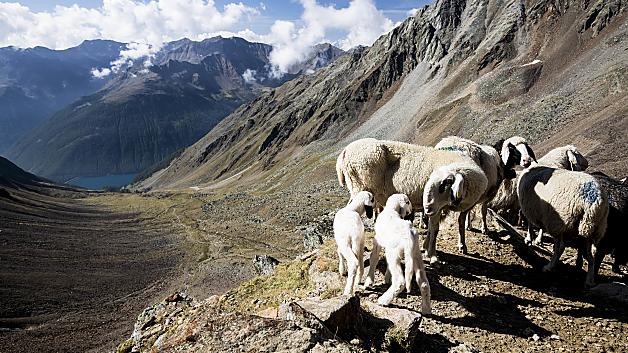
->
[0, 0, 398, 75]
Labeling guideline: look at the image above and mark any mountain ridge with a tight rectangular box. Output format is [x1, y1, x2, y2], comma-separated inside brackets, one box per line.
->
[138, 0, 627, 191]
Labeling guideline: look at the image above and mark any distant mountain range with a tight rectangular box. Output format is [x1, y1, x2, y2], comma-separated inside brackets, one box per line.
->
[0, 39, 125, 153]
[3, 37, 345, 182]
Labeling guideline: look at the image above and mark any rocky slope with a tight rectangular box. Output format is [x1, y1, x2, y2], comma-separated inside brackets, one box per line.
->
[0, 40, 124, 152]
[7, 37, 345, 182]
[139, 0, 627, 191]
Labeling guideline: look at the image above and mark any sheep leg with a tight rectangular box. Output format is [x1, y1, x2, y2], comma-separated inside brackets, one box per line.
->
[543, 238, 565, 272]
[524, 224, 536, 246]
[337, 248, 347, 276]
[384, 267, 391, 284]
[457, 211, 469, 254]
[378, 249, 404, 306]
[465, 211, 472, 231]
[404, 246, 414, 293]
[339, 245, 359, 295]
[353, 238, 365, 286]
[532, 229, 544, 246]
[364, 240, 380, 288]
[593, 245, 606, 282]
[413, 244, 431, 315]
[583, 241, 597, 288]
[426, 215, 441, 264]
[481, 203, 489, 234]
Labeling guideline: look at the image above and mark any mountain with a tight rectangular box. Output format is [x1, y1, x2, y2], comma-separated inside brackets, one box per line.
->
[7, 37, 345, 182]
[0, 40, 125, 152]
[0, 156, 48, 188]
[138, 0, 627, 191]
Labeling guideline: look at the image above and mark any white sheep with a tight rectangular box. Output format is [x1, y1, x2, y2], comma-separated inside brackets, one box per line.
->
[524, 145, 589, 245]
[333, 191, 375, 295]
[536, 145, 589, 171]
[335, 138, 472, 210]
[422, 162, 488, 260]
[435, 136, 516, 235]
[364, 194, 431, 313]
[518, 165, 609, 287]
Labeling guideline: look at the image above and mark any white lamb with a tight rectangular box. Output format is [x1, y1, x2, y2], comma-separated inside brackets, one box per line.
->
[518, 165, 609, 287]
[423, 163, 488, 259]
[536, 145, 589, 171]
[364, 194, 431, 313]
[333, 191, 375, 295]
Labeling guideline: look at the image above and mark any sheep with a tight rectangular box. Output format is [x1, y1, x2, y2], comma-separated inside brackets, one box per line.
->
[335, 138, 486, 261]
[518, 165, 609, 287]
[435, 136, 517, 235]
[575, 172, 628, 279]
[333, 191, 375, 295]
[364, 194, 431, 313]
[484, 171, 522, 226]
[537, 145, 589, 171]
[524, 145, 589, 245]
[497, 136, 537, 168]
[423, 162, 488, 260]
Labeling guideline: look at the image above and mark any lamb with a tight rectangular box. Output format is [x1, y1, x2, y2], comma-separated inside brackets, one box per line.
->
[518, 165, 609, 286]
[364, 194, 431, 313]
[537, 145, 589, 171]
[434, 136, 517, 235]
[423, 163, 488, 259]
[335, 138, 486, 261]
[333, 191, 375, 295]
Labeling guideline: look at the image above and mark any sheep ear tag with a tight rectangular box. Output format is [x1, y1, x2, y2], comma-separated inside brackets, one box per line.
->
[451, 173, 464, 205]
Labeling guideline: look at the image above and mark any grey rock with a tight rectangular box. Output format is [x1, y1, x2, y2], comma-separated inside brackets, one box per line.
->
[364, 301, 423, 346]
[253, 255, 280, 275]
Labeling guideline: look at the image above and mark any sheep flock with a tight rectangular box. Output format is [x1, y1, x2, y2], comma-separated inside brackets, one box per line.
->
[332, 136, 626, 308]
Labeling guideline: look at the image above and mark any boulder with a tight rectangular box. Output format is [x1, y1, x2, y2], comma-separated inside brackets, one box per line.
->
[363, 301, 423, 347]
[279, 295, 361, 337]
[253, 255, 280, 275]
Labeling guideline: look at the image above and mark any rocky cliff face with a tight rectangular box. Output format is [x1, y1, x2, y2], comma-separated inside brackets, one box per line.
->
[139, 0, 627, 190]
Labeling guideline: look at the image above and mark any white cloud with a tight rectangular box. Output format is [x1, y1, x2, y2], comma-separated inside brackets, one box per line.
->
[1, 0, 396, 78]
[242, 68, 257, 83]
[0, 0, 258, 49]
[407, 8, 419, 16]
[265, 0, 394, 75]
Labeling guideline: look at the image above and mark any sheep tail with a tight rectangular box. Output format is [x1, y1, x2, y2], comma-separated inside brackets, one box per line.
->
[336, 149, 346, 187]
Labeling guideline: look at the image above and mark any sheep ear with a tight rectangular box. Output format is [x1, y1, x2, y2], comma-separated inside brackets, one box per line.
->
[525, 144, 537, 162]
[451, 173, 465, 204]
[493, 139, 505, 153]
[501, 143, 511, 165]
[566, 150, 579, 171]
[439, 174, 455, 193]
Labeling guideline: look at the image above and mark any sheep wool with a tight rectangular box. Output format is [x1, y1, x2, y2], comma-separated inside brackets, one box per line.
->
[518, 166, 609, 286]
[537, 145, 589, 171]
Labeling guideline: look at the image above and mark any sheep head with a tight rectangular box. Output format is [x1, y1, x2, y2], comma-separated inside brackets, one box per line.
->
[566, 147, 589, 171]
[384, 194, 413, 220]
[423, 167, 465, 216]
[500, 136, 537, 168]
[350, 190, 376, 218]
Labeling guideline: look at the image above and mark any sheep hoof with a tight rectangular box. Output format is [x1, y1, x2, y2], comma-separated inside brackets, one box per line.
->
[524, 237, 532, 246]
[458, 244, 467, 254]
[421, 306, 432, 315]
[482, 228, 488, 235]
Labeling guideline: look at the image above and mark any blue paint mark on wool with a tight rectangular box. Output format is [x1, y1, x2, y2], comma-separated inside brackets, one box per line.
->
[580, 181, 600, 204]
